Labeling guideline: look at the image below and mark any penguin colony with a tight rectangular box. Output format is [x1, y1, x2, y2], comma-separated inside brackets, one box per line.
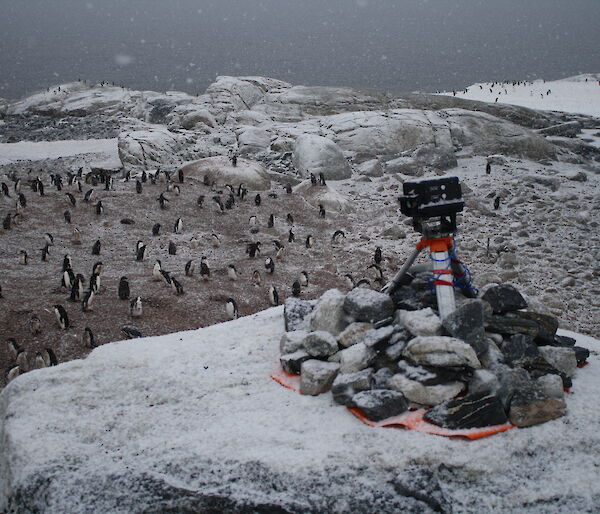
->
[1, 162, 388, 387]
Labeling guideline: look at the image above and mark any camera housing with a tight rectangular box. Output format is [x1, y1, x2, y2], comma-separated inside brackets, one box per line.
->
[399, 176, 464, 237]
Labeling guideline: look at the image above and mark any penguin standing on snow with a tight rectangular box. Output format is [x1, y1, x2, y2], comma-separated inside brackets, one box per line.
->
[168, 241, 177, 255]
[300, 271, 309, 287]
[374, 246, 382, 265]
[157, 193, 169, 209]
[84, 188, 94, 202]
[42, 348, 58, 367]
[118, 277, 130, 300]
[136, 244, 147, 261]
[246, 241, 261, 259]
[200, 257, 210, 280]
[89, 273, 100, 294]
[227, 264, 238, 281]
[54, 304, 70, 329]
[494, 196, 501, 210]
[197, 195, 205, 208]
[136, 180, 143, 194]
[64, 210, 71, 224]
[252, 270, 262, 286]
[129, 296, 143, 317]
[305, 235, 314, 249]
[273, 241, 285, 260]
[91, 239, 101, 255]
[29, 315, 42, 335]
[211, 233, 221, 248]
[72, 227, 82, 245]
[6, 366, 20, 383]
[292, 280, 301, 297]
[152, 223, 161, 236]
[332, 230, 346, 244]
[153, 260, 163, 281]
[1, 182, 10, 197]
[265, 257, 275, 274]
[286, 213, 294, 225]
[173, 217, 183, 234]
[18, 250, 28, 265]
[41, 244, 50, 262]
[82, 289, 94, 311]
[37, 180, 45, 196]
[288, 229, 295, 243]
[267, 213, 274, 228]
[95, 200, 103, 215]
[268, 285, 279, 306]
[44, 233, 54, 246]
[66, 192, 76, 207]
[318, 173, 326, 186]
[62, 268, 75, 291]
[92, 261, 103, 275]
[255, 193, 261, 206]
[185, 259, 195, 276]
[225, 298, 238, 320]
[171, 277, 184, 295]
[82, 327, 95, 348]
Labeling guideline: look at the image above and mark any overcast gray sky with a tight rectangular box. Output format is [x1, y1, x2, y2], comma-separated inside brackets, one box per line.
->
[1, 0, 599, 99]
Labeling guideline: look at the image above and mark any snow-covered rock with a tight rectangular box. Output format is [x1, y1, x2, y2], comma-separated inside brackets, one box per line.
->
[388, 374, 465, 407]
[308, 289, 349, 335]
[179, 155, 271, 190]
[293, 179, 352, 213]
[117, 126, 187, 169]
[292, 134, 351, 180]
[403, 336, 482, 369]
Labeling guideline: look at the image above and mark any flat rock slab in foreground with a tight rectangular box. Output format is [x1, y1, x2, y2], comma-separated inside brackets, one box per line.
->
[1, 309, 600, 513]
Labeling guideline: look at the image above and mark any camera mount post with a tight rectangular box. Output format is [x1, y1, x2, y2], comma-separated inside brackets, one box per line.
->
[382, 176, 467, 320]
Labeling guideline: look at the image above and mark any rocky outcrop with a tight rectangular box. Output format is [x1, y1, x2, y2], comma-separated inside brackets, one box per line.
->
[292, 134, 351, 180]
[117, 126, 188, 169]
[179, 155, 271, 190]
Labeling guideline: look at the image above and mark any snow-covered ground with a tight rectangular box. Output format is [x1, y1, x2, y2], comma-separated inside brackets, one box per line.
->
[1, 307, 599, 512]
[0, 138, 119, 166]
[439, 74, 600, 117]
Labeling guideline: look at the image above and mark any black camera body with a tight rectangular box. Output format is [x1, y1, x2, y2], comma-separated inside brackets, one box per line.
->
[399, 176, 464, 237]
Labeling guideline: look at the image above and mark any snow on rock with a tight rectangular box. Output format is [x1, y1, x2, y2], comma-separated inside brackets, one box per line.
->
[237, 126, 272, 156]
[292, 134, 351, 180]
[293, 179, 352, 213]
[388, 373, 465, 407]
[403, 336, 482, 369]
[398, 308, 443, 337]
[117, 126, 188, 169]
[1, 310, 600, 511]
[179, 155, 271, 190]
[0, 138, 119, 167]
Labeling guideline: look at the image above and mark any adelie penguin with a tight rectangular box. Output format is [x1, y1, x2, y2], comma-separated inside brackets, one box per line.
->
[70, 274, 85, 302]
[83, 188, 94, 202]
[246, 241, 261, 259]
[211, 233, 221, 248]
[265, 256, 275, 274]
[66, 192, 76, 207]
[292, 280, 301, 297]
[6, 338, 20, 360]
[227, 264, 238, 281]
[300, 271, 309, 287]
[173, 217, 183, 234]
[95, 200, 103, 215]
[129, 296, 143, 317]
[62, 268, 75, 290]
[288, 229, 295, 243]
[197, 195, 205, 208]
[136, 180, 142, 194]
[6, 365, 20, 384]
[157, 193, 169, 209]
[82, 327, 96, 348]
[37, 180, 45, 196]
[200, 256, 210, 280]
[1, 182, 10, 197]
[374, 246, 382, 264]
[178, 169, 184, 184]
[267, 213, 274, 228]
[17, 192, 27, 208]
[318, 173, 326, 186]
[41, 244, 50, 262]
[268, 285, 279, 306]
[152, 223, 161, 236]
[494, 196, 501, 210]
[286, 213, 294, 225]
[252, 270, 262, 286]
[89, 273, 100, 294]
[160, 270, 172, 286]
[305, 235, 314, 249]
[225, 298, 238, 320]
[64, 210, 71, 224]
[18, 250, 28, 265]
[171, 277, 184, 295]
[92, 239, 101, 255]
[72, 227, 82, 245]
[81, 289, 94, 311]
[118, 276, 130, 300]
[44, 232, 54, 246]
[122, 325, 142, 339]
[136, 244, 147, 262]
[17, 348, 30, 370]
[172, 185, 181, 196]
[92, 261, 103, 275]
[153, 260, 163, 281]
[319, 204, 326, 218]
[310, 173, 317, 186]
[54, 304, 70, 329]
[168, 241, 177, 255]
[185, 259, 195, 277]
[332, 230, 346, 244]
[254, 193, 261, 206]
[273, 240, 285, 259]
[29, 315, 42, 335]
[41, 348, 58, 367]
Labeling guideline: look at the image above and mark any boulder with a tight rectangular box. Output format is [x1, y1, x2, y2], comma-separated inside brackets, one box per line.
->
[237, 127, 272, 155]
[441, 301, 486, 353]
[362, 325, 395, 350]
[293, 179, 352, 213]
[372, 368, 394, 389]
[337, 322, 374, 348]
[117, 127, 186, 169]
[537, 121, 582, 138]
[515, 311, 559, 344]
[292, 134, 351, 180]
[300, 360, 340, 396]
[279, 330, 308, 354]
[481, 284, 527, 314]
[337, 343, 376, 374]
[348, 390, 409, 422]
[331, 369, 374, 405]
[280, 350, 311, 375]
[397, 308, 442, 337]
[509, 387, 567, 427]
[538, 346, 578, 377]
[309, 289, 349, 336]
[355, 159, 384, 177]
[388, 374, 465, 407]
[302, 331, 339, 358]
[484, 315, 539, 337]
[176, 107, 217, 129]
[468, 369, 500, 397]
[536, 374, 565, 400]
[179, 156, 271, 191]
[343, 288, 395, 324]
[284, 298, 315, 331]
[424, 392, 509, 429]
[403, 336, 481, 369]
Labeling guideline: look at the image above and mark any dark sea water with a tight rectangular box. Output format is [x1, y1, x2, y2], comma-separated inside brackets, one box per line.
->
[1, 0, 599, 100]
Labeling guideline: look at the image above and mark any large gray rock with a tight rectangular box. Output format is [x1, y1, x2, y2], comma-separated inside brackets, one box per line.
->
[388, 374, 464, 407]
[309, 289, 349, 335]
[343, 288, 394, 324]
[424, 392, 509, 429]
[403, 336, 481, 369]
[348, 390, 409, 422]
[293, 180, 352, 213]
[337, 322, 374, 348]
[179, 156, 271, 190]
[292, 134, 351, 180]
[509, 387, 567, 427]
[300, 360, 340, 396]
[303, 331, 339, 358]
[398, 308, 442, 337]
[279, 330, 308, 354]
[481, 284, 527, 314]
[337, 343, 376, 373]
[538, 346, 578, 377]
[237, 127, 272, 155]
[280, 350, 311, 375]
[331, 369, 374, 405]
[442, 301, 486, 354]
[283, 298, 315, 332]
[118, 126, 186, 169]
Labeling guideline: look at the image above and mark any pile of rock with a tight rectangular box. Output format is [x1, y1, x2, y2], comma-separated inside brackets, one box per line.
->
[280, 282, 589, 429]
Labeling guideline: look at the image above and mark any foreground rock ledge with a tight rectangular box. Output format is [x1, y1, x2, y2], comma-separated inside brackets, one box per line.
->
[1, 308, 600, 513]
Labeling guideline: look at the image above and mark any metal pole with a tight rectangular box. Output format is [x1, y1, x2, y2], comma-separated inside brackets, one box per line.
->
[381, 246, 422, 295]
